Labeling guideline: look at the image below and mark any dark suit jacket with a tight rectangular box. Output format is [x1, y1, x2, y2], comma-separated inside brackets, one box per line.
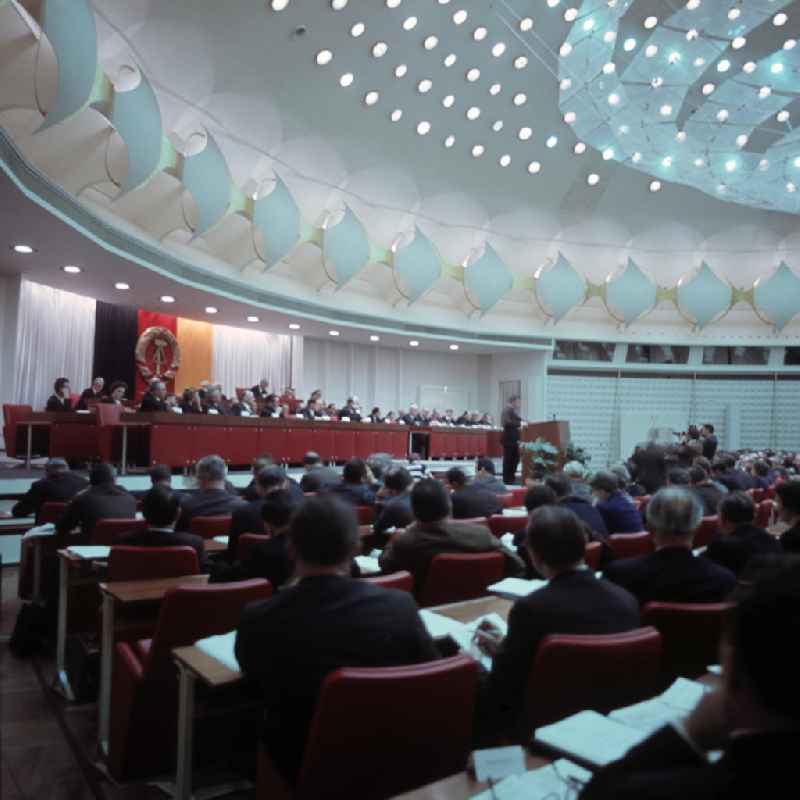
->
[581, 724, 800, 800]
[474, 475, 508, 495]
[596, 491, 644, 534]
[203, 402, 229, 416]
[500, 405, 521, 446]
[116, 527, 205, 565]
[55, 485, 138, 541]
[631, 446, 667, 494]
[560, 495, 609, 540]
[779, 523, 800, 554]
[488, 570, 639, 721]
[235, 575, 439, 783]
[12, 471, 89, 518]
[701, 434, 718, 460]
[238, 534, 294, 589]
[705, 523, 782, 576]
[604, 546, 737, 606]
[373, 493, 414, 535]
[337, 406, 361, 421]
[76, 388, 104, 411]
[379, 519, 525, 594]
[299, 466, 339, 493]
[45, 394, 72, 412]
[139, 392, 167, 412]
[251, 385, 269, 401]
[227, 499, 267, 559]
[328, 482, 376, 506]
[231, 403, 257, 417]
[451, 485, 503, 519]
[175, 488, 246, 532]
[691, 483, 725, 516]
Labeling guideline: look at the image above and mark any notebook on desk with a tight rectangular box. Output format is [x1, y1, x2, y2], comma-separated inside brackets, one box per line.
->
[67, 545, 111, 560]
[194, 631, 239, 673]
[488, 577, 547, 600]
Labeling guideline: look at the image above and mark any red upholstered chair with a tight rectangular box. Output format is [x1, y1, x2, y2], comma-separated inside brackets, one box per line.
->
[355, 505, 375, 525]
[452, 516, 491, 530]
[584, 541, 603, 571]
[2, 404, 32, 460]
[749, 488, 766, 504]
[419, 552, 505, 607]
[256, 655, 478, 800]
[766, 484, 777, 500]
[189, 515, 232, 539]
[486, 514, 528, 538]
[94, 403, 121, 463]
[36, 501, 69, 525]
[107, 546, 199, 582]
[69, 393, 81, 409]
[508, 487, 527, 507]
[694, 515, 721, 548]
[363, 571, 413, 593]
[500, 493, 514, 508]
[108, 579, 271, 780]
[755, 499, 773, 529]
[237, 533, 270, 562]
[635, 495, 652, 515]
[91, 518, 147, 545]
[522, 627, 663, 735]
[609, 532, 654, 560]
[642, 602, 734, 681]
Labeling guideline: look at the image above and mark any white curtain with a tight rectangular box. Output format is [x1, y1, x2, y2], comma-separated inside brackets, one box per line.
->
[13, 280, 96, 409]
[212, 324, 303, 398]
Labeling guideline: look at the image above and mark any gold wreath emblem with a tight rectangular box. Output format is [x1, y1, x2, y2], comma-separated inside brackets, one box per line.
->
[135, 326, 181, 381]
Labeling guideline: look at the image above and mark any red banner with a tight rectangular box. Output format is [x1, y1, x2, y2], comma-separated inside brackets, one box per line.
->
[135, 310, 178, 399]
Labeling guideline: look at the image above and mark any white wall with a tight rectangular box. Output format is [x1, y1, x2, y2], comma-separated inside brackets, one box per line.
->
[0, 273, 21, 448]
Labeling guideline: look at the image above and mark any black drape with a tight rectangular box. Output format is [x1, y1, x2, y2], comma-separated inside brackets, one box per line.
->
[92, 301, 138, 396]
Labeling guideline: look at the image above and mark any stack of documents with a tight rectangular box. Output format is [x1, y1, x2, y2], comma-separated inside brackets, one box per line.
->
[609, 677, 708, 734]
[471, 758, 592, 799]
[488, 577, 547, 599]
[354, 555, 381, 575]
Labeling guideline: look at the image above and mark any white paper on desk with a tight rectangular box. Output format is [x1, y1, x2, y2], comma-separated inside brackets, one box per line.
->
[22, 523, 55, 540]
[534, 710, 648, 769]
[354, 555, 380, 575]
[460, 613, 509, 671]
[67, 545, 110, 560]
[501, 533, 515, 549]
[609, 678, 708, 735]
[707, 664, 722, 675]
[658, 677, 708, 713]
[135, 512, 144, 520]
[488, 577, 547, 599]
[471, 759, 591, 800]
[473, 746, 526, 782]
[195, 631, 239, 673]
[503, 508, 529, 518]
[213, 536, 229, 545]
[419, 610, 469, 641]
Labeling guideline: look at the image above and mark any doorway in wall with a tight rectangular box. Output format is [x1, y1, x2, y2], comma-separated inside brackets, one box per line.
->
[499, 380, 521, 418]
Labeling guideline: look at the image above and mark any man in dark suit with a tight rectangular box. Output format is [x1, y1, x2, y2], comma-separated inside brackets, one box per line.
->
[500, 395, 522, 485]
[401, 403, 423, 426]
[46, 377, 73, 412]
[258, 393, 281, 418]
[630, 442, 668, 495]
[689, 464, 725, 516]
[329, 459, 376, 506]
[117, 486, 205, 565]
[705, 492, 781, 576]
[241, 455, 275, 501]
[590, 471, 644, 534]
[776, 479, 800, 553]
[700, 423, 718, 460]
[299, 452, 339, 493]
[75, 377, 105, 410]
[544, 473, 608, 540]
[235, 495, 439, 785]
[604, 488, 736, 606]
[474, 457, 508, 495]
[251, 378, 270, 402]
[476, 506, 640, 738]
[55, 463, 137, 541]
[378, 479, 523, 594]
[337, 397, 361, 421]
[8, 458, 88, 519]
[203, 386, 228, 416]
[175, 455, 246, 532]
[581, 559, 800, 800]
[446, 467, 503, 519]
[139, 379, 168, 412]
[373, 466, 415, 536]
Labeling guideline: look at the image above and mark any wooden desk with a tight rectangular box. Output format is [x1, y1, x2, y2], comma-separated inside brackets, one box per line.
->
[430, 596, 513, 625]
[96, 574, 208, 757]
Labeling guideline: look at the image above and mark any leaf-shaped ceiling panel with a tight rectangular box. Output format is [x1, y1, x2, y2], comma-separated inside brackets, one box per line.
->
[391, 227, 442, 303]
[676, 262, 733, 329]
[181, 131, 232, 235]
[753, 262, 800, 330]
[252, 175, 302, 269]
[464, 242, 514, 314]
[535, 252, 587, 322]
[605, 258, 658, 326]
[322, 205, 371, 286]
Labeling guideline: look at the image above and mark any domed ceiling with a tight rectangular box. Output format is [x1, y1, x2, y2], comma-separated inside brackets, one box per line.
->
[1, 0, 800, 344]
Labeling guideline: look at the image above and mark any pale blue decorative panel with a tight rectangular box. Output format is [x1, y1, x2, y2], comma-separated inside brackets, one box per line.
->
[181, 131, 232, 235]
[676, 263, 732, 328]
[322, 206, 370, 286]
[253, 175, 301, 269]
[753, 262, 800, 330]
[37, 0, 98, 130]
[464, 242, 513, 314]
[535, 252, 586, 322]
[605, 258, 658, 326]
[392, 227, 442, 303]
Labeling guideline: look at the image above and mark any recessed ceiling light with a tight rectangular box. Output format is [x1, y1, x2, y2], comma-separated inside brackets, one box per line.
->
[694, 57, 705, 67]
[651, 76, 664, 88]
[514, 56, 528, 69]
[395, 64, 408, 77]
[564, 8, 578, 22]
[473, 26, 487, 41]
[702, 83, 715, 95]
[743, 61, 756, 73]
[442, 95, 455, 108]
[519, 18, 533, 32]
[632, 151, 642, 163]
[608, 93, 620, 106]
[499, 154, 511, 167]
[444, 53, 457, 67]
[471, 145, 485, 157]
[528, 161, 541, 174]
[563, 111, 576, 124]
[785, 39, 797, 50]
[560, 78, 572, 90]
[12, 244, 34, 254]
[390, 108, 403, 122]
[645, 44, 658, 58]
[686, 0, 700, 9]
[574, 142, 586, 154]
[315, 49, 333, 66]
[662, 155, 673, 167]
[587, 173, 599, 186]
[668, 51, 681, 64]
[453, 9, 467, 25]
[386, 0, 401, 7]
[694, 157, 705, 167]
[62, 265, 81, 274]
[247, 315, 259, 323]
[736, 134, 748, 148]
[602, 147, 614, 160]
[725, 159, 737, 172]
[732, 36, 746, 50]
[444, 134, 455, 147]
[340, 72, 354, 87]
[364, 90, 380, 105]
[417, 120, 431, 135]
[466, 106, 480, 120]
[643, 16, 658, 29]
[759, 86, 771, 98]
[774, 13, 788, 27]
[492, 120, 503, 132]
[623, 38, 636, 52]
[778, 110, 790, 122]
[491, 42, 506, 57]
[409, 340, 420, 347]
[603, 31, 616, 44]
[466, 67, 480, 81]
[519, 126, 532, 140]
[788, 182, 797, 193]
[449, 344, 460, 351]
[559, 42, 572, 57]
[717, 108, 729, 120]
[793, 157, 800, 168]
[160, 295, 175, 303]
[424, 35, 438, 50]
[717, 59, 730, 73]
[513, 92, 527, 106]
[546, 135, 558, 148]
[660, 104, 672, 116]
[771, 62, 784, 74]
[758, 159, 769, 170]
[547, 0, 559, 7]
[650, 180, 661, 192]
[403, 16, 417, 30]
[728, 8, 740, 20]
[329, 330, 340, 336]
[372, 42, 388, 58]
[205, 306, 218, 314]
[331, 0, 348, 9]
[351, 22, 365, 37]
[270, 0, 289, 9]
[114, 282, 130, 290]
[370, 335, 380, 342]
[489, 83, 501, 95]
[418, 79, 432, 93]
[602, 62, 615, 74]
[289, 323, 301, 330]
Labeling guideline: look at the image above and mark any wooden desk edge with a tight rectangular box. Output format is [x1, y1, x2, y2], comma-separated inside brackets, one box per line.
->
[172, 644, 243, 688]
[98, 573, 209, 602]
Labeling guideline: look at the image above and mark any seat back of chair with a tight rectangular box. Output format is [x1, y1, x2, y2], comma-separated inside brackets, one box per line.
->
[355, 505, 375, 525]
[499, 493, 514, 508]
[420, 551, 505, 607]
[451, 516, 491, 530]
[584, 541, 603, 571]
[524, 627, 662, 733]
[755, 499, 773, 529]
[144, 579, 271, 678]
[749, 488, 766, 504]
[694, 515, 721, 547]
[91, 517, 147, 545]
[237, 533, 270, 562]
[642, 601, 733, 680]
[292, 655, 478, 800]
[95, 403, 121, 426]
[486, 514, 528, 538]
[107, 546, 199, 582]
[37, 500, 69, 525]
[608, 531, 654, 559]
[508, 487, 527, 507]
[363, 571, 414, 593]
[188, 515, 232, 539]
[3, 404, 32, 459]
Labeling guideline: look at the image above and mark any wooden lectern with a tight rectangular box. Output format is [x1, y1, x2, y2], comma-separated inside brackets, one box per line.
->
[521, 420, 571, 483]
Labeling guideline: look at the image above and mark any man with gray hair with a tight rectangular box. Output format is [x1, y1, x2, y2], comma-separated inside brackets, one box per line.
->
[176, 454, 246, 531]
[139, 379, 168, 413]
[6, 458, 88, 519]
[563, 460, 591, 498]
[604, 487, 736, 606]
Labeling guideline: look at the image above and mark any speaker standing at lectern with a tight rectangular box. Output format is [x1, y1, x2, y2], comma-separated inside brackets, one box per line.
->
[501, 395, 523, 486]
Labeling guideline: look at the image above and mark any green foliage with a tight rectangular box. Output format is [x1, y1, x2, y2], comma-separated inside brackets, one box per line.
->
[564, 442, 591, 465]
[520, 437, 590, 475]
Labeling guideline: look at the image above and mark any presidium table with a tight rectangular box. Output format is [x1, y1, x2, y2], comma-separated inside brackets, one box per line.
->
[16, 410, 504, 472]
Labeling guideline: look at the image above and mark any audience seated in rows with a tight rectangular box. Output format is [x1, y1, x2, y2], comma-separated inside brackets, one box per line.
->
[609, 463, 647, 499]
[298, 451, 339, 494]
[581, 558, 800, 799]
[175, 455, 246, 532]
[750, 459, 771, 491]
[604, 488, 736, 606]
[473, 458, 508, 495]
[776, 480, 800, 553]
[328, 459, 377, 506]
[544, 473, 608, 541]
[373, 467, 415, 536]
[563, 460, 592, 498]
[378, 480, 523, 594]
[56, 463, 136, 541]
[235, 496, 439, 786]
[476, 506, 640, 738]
[446, 467, 503, 519]
[705, 492, 781, 576]
[590, 471, 644, 534]
[117, 486, 205, 565]
[8, 458, 87, 519]
[689, 464, 725, 516]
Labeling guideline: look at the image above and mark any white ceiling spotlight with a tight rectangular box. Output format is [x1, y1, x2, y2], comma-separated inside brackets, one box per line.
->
[473, 26, 487, 41]
[499, 154, 511, 167]
[563, 111, 576, 123]
[519, 18, 533, 32]
[686, 28, 698, 41]
[659, 104, 672, 116]
[289, 323, 301, 330]
[471, 144, 485, 157]
[546, 135, 558, 148]
[364, 90, 380, 105]
[63, 265, 81, 274]
[527, 161, 542, 174]
[662, 155, 673, 167]
[491, 42, 507, 58]
[466, 67, 480, 81]
[650, 180, 661, 192]
[785, 39, 797, 50]
[645, 44, 658, 58]
[453, 9, 468, 25]
[449, 344, 460, 351]
[372, 42, 388, 58]
[247, 315, 259, 323]
[778, 110, 791, 122]
[12, 244, 34, 253]
[587, 173, 600, 186]
[385, 0, 401, 7]
[370, 334, 380, 341]
[443, 53, 457, 67]
[442, 94, 455, 108]
[725, 159, 737, 172]
[513, 92, 527, 106]
[390, 108, 403, 122]
[114, 282, 130, 290]
[602, 62, 616, 75]
[270, 0, 290, 10]
[402, 16, 417, 30]
[623, 38, 637, 52]
[444, 134, 455, 147]
[774, 12, 788, 27]
[602, 147, 614, 160]
[717, 59, 730, 73]
[205, 306, 218, 314]
[736, 134, 748, 148]
[717, 108, 729, 121]
[351, 22, 365, 37]
[514, 56, 528, 69]
[424, 35, 438, 50]
[466, 106, 481, 120]
[608, 92, 620, 106]
[339, 72, 354, 87]
[564, 8, 578, 23]
[160, 295, 175, 303]
[409, 340, 420, 347]
[395, 64, 407, 77]
[686, 0, 700, 9]
[492, 120, 503, 132]
[518, 126, 532, 140]
[331, 0, 348, 9]
[702, 83, 715, 95]
[315, 50, 333, 66]
[732, 36, 746, 50]
[574, 142, 586, 154]
[759, 86, 772, 98]
[743, 61, 756, 73]
[329, 330, 340, 336]
[559, 42, 572, 57]
[417, 79, 432, 93]
[417, 120, 431, 135]
[788, 182, 797, 193]
[643, 16, 658, 29]
[489, 83, 501, 95]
